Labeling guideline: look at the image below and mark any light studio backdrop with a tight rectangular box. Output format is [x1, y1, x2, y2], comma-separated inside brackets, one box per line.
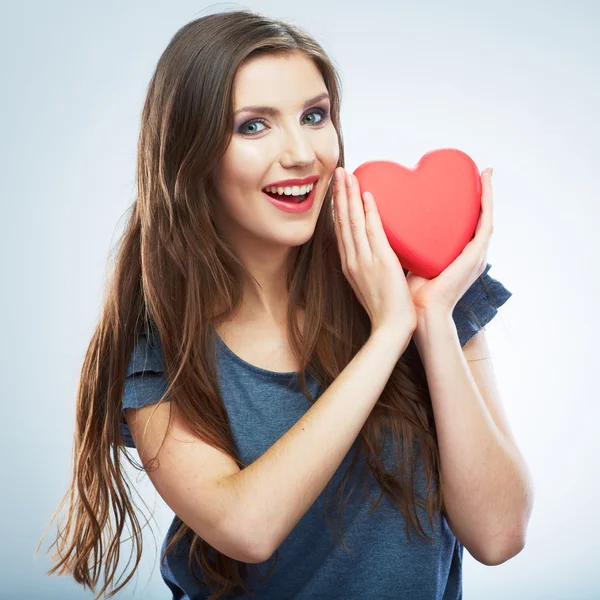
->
[1, 1, 598, 598]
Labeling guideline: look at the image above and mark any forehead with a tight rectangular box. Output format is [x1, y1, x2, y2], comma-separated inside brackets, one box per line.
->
[233, 52, 327, 112]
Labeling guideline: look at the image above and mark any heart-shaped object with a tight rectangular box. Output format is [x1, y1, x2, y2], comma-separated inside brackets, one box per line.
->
[352, 148, 482, 279]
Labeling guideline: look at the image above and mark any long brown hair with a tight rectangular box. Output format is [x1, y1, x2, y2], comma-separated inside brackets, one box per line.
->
[36, 9, 498, 599]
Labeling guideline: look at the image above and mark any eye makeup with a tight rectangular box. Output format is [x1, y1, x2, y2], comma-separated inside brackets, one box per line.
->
[236, 106, 330, 136]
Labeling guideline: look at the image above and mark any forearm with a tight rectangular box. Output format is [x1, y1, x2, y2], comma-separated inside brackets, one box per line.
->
[413, 311, 531, 564]
[225, 325, 414, 560]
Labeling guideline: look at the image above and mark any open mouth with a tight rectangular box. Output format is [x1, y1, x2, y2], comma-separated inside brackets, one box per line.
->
[261, 182, 316, 203]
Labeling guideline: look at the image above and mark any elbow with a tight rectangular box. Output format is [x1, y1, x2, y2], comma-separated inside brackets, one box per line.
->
[242, 534, 273, 564]
[250, 546, 275, 564]
[201, 524, 271, 565]
[476, 486, 534, 566]
[186, 505, 272, 565]
[475, 529, 527, 566]
[241, 548, 272, 565]
[235, 505, 275, 564]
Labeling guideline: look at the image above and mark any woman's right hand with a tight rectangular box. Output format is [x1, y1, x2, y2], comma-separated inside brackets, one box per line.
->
[332, 167, 418, 336]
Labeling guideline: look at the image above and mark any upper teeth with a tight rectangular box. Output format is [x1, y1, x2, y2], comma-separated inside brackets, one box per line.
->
[263, 183, 314, 196]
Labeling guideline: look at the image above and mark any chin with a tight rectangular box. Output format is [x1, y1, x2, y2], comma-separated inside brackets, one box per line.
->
[273, 224, 317, 248]
[283, 232, 316, 248]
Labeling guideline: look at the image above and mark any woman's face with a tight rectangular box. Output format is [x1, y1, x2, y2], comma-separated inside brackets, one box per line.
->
[213, 52, 340, 254]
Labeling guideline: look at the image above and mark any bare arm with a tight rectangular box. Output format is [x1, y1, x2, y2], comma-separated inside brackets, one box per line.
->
[129, 165, 416, 565]
[126, 325, 412, 564]
[219, 325, 413, 560]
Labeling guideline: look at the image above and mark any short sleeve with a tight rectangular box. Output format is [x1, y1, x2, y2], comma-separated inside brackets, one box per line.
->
[452, 263, 513, 347]
[121, 324, 170, 449]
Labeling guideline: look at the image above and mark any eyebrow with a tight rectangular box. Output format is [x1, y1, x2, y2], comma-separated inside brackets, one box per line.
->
[233, 92, 331, 117]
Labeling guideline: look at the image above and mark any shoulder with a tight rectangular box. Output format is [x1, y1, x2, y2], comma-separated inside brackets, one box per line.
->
[126, 321, 165, 377]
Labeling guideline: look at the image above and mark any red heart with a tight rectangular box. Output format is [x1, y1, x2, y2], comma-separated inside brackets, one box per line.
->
[353, 148, 482, 279]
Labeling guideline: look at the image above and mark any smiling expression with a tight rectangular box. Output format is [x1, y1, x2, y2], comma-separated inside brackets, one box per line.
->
[212, 51, 340, 251]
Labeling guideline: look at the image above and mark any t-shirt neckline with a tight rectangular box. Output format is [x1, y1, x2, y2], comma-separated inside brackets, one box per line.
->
[212, 326, 300, 379]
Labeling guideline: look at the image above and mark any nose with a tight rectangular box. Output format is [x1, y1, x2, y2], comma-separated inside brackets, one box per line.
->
[279, 124, 317, 168]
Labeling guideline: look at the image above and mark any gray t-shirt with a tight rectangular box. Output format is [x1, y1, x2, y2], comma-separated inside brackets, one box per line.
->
[120, 263, 512, 599]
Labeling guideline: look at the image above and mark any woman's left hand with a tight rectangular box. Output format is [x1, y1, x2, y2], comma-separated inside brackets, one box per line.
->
[405, 168, 495, 317]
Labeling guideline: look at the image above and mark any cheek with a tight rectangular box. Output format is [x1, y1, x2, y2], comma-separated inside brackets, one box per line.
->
[217, 147, 267, 196]
[317, 129, 340, 168]
[230, 139, 275, 174]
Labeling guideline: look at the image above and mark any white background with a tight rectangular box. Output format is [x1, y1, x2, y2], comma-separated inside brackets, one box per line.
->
[2, 0, 598, 598]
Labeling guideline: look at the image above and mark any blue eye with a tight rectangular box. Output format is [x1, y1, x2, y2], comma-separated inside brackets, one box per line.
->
[238, 107, 329, 136]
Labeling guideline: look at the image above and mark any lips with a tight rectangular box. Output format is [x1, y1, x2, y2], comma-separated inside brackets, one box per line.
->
[262, 175, 320, 190]
[262, 183, 317, 213]
[263, 188, 306, 202]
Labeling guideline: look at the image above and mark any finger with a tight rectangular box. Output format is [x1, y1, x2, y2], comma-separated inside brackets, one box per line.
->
[463, 169, 494, 268]
[334, 168, 357, 267]
[332, 171, 346, 265]
[362, 190, 396, 262]
[475, 169, 494, 240]
[346, 172, 372, 262]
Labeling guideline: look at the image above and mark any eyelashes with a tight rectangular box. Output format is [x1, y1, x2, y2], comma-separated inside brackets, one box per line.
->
[237, 107, 330, 136]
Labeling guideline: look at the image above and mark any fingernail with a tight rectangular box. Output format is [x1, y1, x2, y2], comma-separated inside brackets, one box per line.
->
[346, 172, 352, 186]
[334, 168, 342, 182]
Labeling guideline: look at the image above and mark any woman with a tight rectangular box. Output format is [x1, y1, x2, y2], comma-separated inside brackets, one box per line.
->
[39, 9, 533, 600]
